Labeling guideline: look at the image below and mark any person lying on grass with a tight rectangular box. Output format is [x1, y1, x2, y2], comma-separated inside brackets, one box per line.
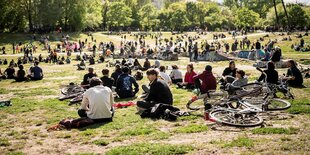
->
[137, 69, 173, 111]
[78, 77, 114, 123]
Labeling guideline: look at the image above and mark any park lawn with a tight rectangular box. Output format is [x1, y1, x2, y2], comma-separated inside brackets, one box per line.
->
[0, 32, 310, 154]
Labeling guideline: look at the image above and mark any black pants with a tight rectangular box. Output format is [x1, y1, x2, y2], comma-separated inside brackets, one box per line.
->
[78, 109, 113, 123]
[137, 101, 156, 109]
[172, 79, 183, 84]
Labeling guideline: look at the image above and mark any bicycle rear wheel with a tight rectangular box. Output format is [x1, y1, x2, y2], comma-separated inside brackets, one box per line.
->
[209, 109, 264, 127]
[266, 98, 291, 111]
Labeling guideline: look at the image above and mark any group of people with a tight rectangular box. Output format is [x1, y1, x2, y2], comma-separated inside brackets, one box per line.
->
[0, 61, 44, 82]
[76, 57, 304, 123]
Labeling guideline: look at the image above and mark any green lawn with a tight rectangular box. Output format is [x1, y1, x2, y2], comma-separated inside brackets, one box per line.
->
[0, 32, 310, 154]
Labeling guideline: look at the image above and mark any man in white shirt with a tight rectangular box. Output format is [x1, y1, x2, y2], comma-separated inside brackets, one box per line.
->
[78, 77, 114, 123]
[158, 66, 172, 85]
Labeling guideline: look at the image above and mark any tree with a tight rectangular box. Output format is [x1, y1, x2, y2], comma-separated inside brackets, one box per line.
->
[288, 4, 307, 29]
[235, 7, 260, 29]
[138, 3, 159, 30]
[166, 2, 189, 31]
[106, 2, 132, 30]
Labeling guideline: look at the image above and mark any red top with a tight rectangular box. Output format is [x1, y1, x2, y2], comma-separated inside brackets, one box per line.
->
[193, 71, 217, 94]
[184, 71, 197, 84]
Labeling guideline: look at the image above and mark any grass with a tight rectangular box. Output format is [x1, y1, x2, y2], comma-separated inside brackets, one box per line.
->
[287, 99, 310, 114]
[173, 124, 209, 133]
[252, 127, 299, 135]
[223, 136, 255, 148]
[120, 126, 157, 136]
[105, 143, 194, 155]
[0, 138, 10, 146]
[92, 139, 109, 146]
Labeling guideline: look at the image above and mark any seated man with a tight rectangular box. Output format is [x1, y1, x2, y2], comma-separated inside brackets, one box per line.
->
[78, 77, 114, 123]
[137, 69, 173, 110]
[283, 60, 303, 87]
[228, 70, 248, 91]
[29, 61, 43, 80]
[4, 64, 15, 79]
[82, 67, 97, 86]
[193, 65, 217, 94]
[116, 66, 139, 98]
[100, 69, 114, 89]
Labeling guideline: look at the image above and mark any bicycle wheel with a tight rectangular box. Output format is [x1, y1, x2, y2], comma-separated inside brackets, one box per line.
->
[209, 109, 264, 127]
[266, 98, 291, 111]
[186, 92, 226, 111]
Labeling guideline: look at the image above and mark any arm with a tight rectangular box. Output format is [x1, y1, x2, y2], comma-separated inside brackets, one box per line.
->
[132, 77, 139, 94]
[80, 94, 89, 110]
[257, 73, 265, 82]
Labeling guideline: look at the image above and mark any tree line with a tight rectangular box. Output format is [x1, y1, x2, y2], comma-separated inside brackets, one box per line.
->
[0, 0, 309, 33]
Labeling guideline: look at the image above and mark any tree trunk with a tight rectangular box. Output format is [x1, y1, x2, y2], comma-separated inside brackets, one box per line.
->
[26, 0, 33, 32]
[281, 0, 290, 31]
[273, 0, 279, 30]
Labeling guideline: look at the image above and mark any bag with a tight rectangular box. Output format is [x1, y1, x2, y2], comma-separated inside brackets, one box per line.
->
[59, 117, 95, 128]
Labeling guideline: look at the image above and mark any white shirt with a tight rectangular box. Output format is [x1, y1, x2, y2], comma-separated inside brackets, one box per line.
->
[154, 59, 160, 68]
[128, 58, 134, 64]
[81, 85, 114, 119]
[159, 72, 172, 84]
[170, 69, 183, 80]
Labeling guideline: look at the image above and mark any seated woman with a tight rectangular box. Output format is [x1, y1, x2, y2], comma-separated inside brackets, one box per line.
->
[77, 60, 86, 70]
[177, 64, 196, 89]
[170, 65, 183, 84]
[15, 65, 26, 82]
[283, 60, 303, 87]
[133, 58, 142, 70]
[227, 70, 248, 92]
[142, 58, 151, 71]
[257, 62, 278, 84]
[221, 61, 237, 84]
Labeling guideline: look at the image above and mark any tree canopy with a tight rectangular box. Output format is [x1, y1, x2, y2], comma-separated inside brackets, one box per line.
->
[0, 0, 310, 32]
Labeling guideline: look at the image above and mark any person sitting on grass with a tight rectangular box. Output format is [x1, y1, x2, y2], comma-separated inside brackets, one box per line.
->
[221, 61, 237, 84]
[0, 68, 6, 80]
[77, 60, 86, 70]
[142, 58, 151, 71]
[116, 66, 139, 99]
[15, 65, 26, 82]
[133, 58, 142, 70]
[153, 57, 160, 68]
[229, 70, 248, 88]
[177, 63, 196, 89]
[193, 65, 217, 94]
[257, 62, 278, 84]
[283, 60, 303, 87]
[4, 64, 15, 79]
[111, 64, 122, 86]
[137, 69, 173, 110]
[100, 69, 114, 89]
[78, 77, 114, 123]
[170, 65, 183, 84]
[82, 67, 97, 87]
[29, 61, 43, 80]
[158, 66, 172, 85]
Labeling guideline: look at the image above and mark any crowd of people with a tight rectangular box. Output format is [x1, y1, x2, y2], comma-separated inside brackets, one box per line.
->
[74, 56, 304, 123]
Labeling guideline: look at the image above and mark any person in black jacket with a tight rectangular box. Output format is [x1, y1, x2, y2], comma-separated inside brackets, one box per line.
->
[257, 62, 278, 84]
[100, 69, 114, 89]
[82, 67, 97, 86]
[220, 61, 237, 84]
[271, 47, 281, 62]
[137, 69, 173, 110]
[15, 65, 26, 82]
[283, 60, 303, 87]
[111, 64, 122, 86]
[116, 66, 139, 98]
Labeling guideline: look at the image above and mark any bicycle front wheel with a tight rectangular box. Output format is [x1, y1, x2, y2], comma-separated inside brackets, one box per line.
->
[266, 98, 291, 111]
[209, 109, 264, 127]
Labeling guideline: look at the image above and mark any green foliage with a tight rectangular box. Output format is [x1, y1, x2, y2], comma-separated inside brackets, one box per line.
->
[235, 7, 260, 29]
[120, 126, 156, 136]
[173, 124, 209, 133]
[139, 3, 159, 30]
[106, 2, 133, 28]
[288, 4, 308, 29]
[287, 99, 310, 114]
[106, 143, 194, 155]
[252, 127, 299, 135]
